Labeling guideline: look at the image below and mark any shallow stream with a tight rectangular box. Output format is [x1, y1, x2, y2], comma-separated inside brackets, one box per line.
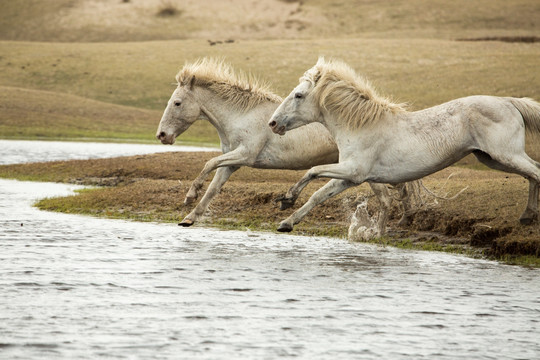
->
[1, 140, 539, 359]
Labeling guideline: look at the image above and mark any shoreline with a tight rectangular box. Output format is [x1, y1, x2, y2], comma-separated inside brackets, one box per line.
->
[2, 151, 538, 267]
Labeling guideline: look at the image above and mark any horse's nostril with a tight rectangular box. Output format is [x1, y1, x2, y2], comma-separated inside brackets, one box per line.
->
[157, 131, 166, 139]
[269, 120, 276, 127]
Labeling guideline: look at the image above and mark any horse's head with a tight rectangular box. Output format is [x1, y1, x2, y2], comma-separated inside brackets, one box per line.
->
[268, 63, 322, 136]
[156, 76, 201, 145]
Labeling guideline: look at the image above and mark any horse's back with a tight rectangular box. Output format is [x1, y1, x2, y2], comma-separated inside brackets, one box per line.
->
[411, 95, 525, 130]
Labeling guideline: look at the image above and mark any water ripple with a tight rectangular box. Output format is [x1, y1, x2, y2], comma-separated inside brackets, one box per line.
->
[1, 142, 540, 359]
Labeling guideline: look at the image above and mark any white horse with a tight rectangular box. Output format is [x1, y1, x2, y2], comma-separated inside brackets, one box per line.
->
[156, 58, 414, 232]
[268, 57, 540, 232]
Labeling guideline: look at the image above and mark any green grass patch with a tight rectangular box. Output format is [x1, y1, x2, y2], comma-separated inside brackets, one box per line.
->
[0, 85, 219, 144]
[498, 255, 540, 267]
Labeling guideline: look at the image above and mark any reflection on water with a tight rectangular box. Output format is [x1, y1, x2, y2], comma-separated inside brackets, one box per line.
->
[0, 141, 539, 359]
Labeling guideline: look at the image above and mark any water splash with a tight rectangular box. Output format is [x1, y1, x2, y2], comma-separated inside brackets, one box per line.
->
[348, 197, 380, 241]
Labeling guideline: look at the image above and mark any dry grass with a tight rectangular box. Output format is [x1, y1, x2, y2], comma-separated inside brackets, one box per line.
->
[1, 39, 539, 149]
[2, 39, 539, 112]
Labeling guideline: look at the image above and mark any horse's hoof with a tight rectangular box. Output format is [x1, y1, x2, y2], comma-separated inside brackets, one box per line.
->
[274, 195, 295, 210]
[279, 198, 296, 211]
[277, 223, 293, 232]
[179, 219, 194, 227]
[519, 217, 536, 226]
[519, 211, 537, 225]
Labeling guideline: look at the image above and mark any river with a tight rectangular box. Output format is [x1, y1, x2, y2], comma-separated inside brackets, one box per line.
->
[0, 140, 539, 359]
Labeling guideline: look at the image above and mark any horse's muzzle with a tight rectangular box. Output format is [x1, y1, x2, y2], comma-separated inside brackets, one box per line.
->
[157, 131, 175, 145]
[268, 119, 286, 135]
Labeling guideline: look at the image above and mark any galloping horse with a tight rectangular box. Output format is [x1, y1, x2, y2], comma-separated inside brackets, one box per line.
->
[269, 57, 540, 232]
[156, 58, 415, 232]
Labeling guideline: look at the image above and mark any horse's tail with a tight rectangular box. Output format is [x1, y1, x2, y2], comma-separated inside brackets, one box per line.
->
[507, 97, 540, 135]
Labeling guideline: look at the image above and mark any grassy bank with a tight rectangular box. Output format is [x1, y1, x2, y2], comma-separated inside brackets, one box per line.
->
[1, 152, 539, 266]
[0, 85, 217, 143]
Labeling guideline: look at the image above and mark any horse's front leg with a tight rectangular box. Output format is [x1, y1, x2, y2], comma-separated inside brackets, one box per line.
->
[276, 178, 309, 211]
[277, 163, 359, 231]
[278, 178, 357, 232]
[184, 148, 249, 205]
[180, 166, 239, 226]
[277, 163, 341, 210]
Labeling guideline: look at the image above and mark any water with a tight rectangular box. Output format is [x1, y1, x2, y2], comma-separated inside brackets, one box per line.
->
[0, 140, 216, 165]
[1, 141, 539, 359]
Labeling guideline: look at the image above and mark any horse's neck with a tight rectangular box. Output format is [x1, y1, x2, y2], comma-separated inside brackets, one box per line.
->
[320, 111, 354, 145]
[196, 88, 241, 145]
[196, 88, 276, 150]
[320, 109, 391, 153]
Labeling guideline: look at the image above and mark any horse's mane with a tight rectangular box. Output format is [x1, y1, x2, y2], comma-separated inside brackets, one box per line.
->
[303, 58, 406, 129]
[176, 58, 282, 111]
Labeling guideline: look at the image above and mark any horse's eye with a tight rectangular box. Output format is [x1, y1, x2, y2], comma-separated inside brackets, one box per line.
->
[294, 93, 303, 99]
[174, 101, 181, 107]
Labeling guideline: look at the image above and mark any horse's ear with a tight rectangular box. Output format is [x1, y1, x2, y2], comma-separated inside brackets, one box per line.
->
[313, 57, 324, 84]
[313, 71, 322, 85]
[188, 75, 196, 90]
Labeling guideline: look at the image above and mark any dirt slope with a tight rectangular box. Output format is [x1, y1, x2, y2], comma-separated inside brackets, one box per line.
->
[1, 0, 538, 42]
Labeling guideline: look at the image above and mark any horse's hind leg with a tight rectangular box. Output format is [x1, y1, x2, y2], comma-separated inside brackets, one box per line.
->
[397, 182, 415, 226]
[474, 150, 540, 224]
[370, 182, 415, 230]
[521, 180, 539, 225]
[369, 183, 392, 236]
[473, 150, 517, 173]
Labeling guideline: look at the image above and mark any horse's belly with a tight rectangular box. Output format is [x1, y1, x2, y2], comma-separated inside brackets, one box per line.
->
[367, 152, 469, 183]
[254, 150, 338, 170]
